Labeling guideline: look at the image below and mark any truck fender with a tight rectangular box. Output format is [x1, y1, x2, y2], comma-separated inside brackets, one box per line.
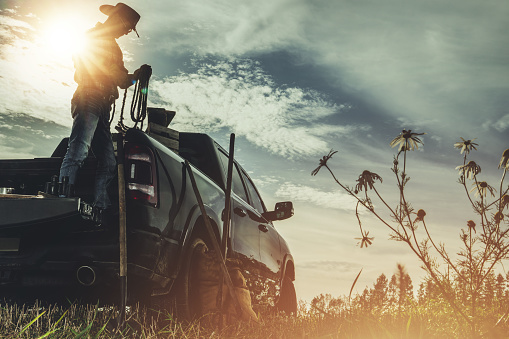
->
[280, 253, 295, 283]
[175, 204, 221, 276]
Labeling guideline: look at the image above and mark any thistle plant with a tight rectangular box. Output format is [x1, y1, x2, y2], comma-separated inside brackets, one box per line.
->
[312, 131, 509, 337]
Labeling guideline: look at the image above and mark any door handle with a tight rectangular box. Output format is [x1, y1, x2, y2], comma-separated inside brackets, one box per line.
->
[234, 207, 247, 217]
[258, 224, 269, 232]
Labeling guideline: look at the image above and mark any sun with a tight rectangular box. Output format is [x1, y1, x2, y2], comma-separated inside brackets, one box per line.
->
[41, 17, 90, 58]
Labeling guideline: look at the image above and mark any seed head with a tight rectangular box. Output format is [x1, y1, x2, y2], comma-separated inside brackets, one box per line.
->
[390, 129, 426, 152]
[454, 137, 478, 155]
[355, 231, 374, 248]
[499, 149, 509, 170]
[467, 220, 476, 233]
[355, 170, 383, 193]
[416, 209, 426, 221]
[456, 160, 481, 180]
[502, 195, 509, 209]
[494, 211, 504, 223]
[471, 181, 496, 198]
[311, 150, 337, 176]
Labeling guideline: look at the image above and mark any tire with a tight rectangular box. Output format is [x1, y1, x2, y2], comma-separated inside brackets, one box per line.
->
[277, 276, 297, 315]
[174, 236, 209, 320]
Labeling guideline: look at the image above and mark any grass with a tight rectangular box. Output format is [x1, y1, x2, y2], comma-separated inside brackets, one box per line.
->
[2, 296, 506, 338]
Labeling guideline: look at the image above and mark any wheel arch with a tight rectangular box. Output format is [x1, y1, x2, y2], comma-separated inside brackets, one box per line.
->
[174, 206, 221, 279]
[282, 253, 295, 282]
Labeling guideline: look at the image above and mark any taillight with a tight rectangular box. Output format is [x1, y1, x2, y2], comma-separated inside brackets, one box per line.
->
[125, 143, 158, 206]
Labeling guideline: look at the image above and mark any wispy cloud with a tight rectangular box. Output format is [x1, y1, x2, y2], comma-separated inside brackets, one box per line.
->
[144, 0, 509, 148]
[297, 260, 359, 272]
[150, 58, 363, 158]
[275, 182, 358, 211]
[483, 114, 509, 133]
[145, 0, 307, 55]
[0, 113, 68, 158]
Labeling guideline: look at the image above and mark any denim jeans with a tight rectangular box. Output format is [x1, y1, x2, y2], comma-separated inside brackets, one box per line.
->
[59, 93, 116, 209]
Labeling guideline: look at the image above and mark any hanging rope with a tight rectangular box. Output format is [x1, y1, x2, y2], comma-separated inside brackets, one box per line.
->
[114, 64, 152, 133]
[131, 64, 152, 130]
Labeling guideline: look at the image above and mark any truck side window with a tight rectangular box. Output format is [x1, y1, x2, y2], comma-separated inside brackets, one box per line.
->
[218, 150, 249, 203]
[232, 164, 249, 203]
[242, 171, 266, 214]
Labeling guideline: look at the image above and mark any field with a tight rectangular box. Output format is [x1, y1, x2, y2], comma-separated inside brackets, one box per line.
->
[2, 272, 508, 339]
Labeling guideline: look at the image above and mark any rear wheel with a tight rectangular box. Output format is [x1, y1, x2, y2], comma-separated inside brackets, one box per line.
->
[277, 276, 297, 315]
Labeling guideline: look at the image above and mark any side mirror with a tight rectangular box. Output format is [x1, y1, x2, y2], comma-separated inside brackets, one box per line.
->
[263, 201, 294, 222]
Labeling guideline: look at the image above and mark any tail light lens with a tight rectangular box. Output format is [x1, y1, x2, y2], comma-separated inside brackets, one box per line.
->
[125, 143, 158, 206]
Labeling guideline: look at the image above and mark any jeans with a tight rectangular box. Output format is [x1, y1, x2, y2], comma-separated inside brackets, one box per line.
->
[59, 93, 117, 209]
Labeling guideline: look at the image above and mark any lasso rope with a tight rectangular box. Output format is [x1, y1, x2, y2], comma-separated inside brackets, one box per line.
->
[113, 64, 152, 132]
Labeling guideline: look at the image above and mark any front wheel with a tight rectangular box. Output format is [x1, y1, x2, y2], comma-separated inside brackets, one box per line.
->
[174, 236, 210, 320]
[277, 276, 297, 315]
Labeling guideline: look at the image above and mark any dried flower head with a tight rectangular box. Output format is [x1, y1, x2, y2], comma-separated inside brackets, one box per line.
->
[355, 170, 383, 193]
[467, 220, 476, 233]
[499, 149, 509, 170]
[415, 209, 426, 221]
[311, 150, 338, 176]
[390, 129, 426, 152]
[456, 161, 481, 179]
[494, 211, 504, 223]
[355, 231, 374, 248]
[502, 195, 509, 209]
[470, 181, 496, 198]
[454, 138, 478, 154]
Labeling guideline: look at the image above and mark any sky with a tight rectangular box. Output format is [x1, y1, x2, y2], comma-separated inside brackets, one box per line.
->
[0, 0, 508, 302]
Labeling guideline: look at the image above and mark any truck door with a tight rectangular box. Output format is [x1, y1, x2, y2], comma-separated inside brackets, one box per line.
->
[240, 170, 282, 281]
[217, 151, 261, 266]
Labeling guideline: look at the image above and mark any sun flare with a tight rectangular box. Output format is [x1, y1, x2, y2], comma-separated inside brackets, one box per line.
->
[41, 17, 89, 58]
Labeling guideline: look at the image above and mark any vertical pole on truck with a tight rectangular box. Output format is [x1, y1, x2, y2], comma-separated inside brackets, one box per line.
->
[184, 160, 242, 320]
[217, 133, 235, 327]
[117, 133, 128, 330]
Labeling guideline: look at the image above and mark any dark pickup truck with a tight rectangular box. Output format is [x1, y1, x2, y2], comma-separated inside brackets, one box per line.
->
[0, 111, 296, 317]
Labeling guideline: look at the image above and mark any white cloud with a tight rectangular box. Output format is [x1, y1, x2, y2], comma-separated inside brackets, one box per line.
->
[275, 182, 358, 211]
[141, 0, 509, 147]
[149, 59, 363, 158]
[144, 0, 307, 55]
[492, 115, 509, 132]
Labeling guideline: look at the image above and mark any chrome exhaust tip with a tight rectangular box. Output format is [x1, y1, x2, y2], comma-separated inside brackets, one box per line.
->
[76, 266, 96, 286]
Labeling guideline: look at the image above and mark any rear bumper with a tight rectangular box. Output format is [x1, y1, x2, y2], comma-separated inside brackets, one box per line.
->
[0, 223, 172, 303]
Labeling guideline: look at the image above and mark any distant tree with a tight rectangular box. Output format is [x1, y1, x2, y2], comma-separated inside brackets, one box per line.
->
[371, 273, 388, 309]
[310, 293, 344, 316]
[394, 264, 413, 312]
[388, 274, 398, 308]
[481, 271, 496, 309]
[351, 287, 371, 311]
[495, 273, 505, 312]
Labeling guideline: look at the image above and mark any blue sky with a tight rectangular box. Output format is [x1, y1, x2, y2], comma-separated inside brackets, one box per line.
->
[1, 0, 508, 302]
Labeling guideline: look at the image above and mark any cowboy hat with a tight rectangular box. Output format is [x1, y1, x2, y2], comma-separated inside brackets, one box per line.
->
[100, 3, 140, 37]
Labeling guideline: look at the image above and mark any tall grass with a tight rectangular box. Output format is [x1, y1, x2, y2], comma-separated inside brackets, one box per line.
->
[2, 292, 507, 338]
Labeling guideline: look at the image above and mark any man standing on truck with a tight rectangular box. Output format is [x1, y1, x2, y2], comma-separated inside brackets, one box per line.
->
[59, 3, 143, 219]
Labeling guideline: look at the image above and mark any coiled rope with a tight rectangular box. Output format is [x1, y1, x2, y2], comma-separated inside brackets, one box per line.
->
[112, 64, 152, 132]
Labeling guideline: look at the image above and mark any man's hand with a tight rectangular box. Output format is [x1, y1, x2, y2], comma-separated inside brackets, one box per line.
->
[133, 64, 152, 81]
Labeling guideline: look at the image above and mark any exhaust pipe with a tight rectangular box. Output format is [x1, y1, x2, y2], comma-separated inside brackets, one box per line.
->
[76, 266, 96, 286]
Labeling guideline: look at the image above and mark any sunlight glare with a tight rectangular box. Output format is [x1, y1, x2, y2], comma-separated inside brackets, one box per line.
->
[42, 17, 89, 58]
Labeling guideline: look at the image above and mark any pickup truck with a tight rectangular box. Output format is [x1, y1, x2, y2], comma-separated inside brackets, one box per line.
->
[0, 109, 296, 318]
